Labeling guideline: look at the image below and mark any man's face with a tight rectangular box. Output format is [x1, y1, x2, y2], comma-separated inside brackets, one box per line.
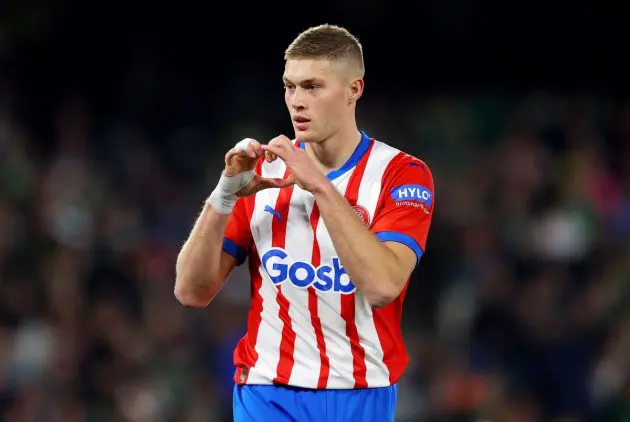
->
[283, 58, 351, 143]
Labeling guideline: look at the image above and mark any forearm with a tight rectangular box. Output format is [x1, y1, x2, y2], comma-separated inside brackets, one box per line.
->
[175, 202, 231, 307]
[313, 183, 405, 307]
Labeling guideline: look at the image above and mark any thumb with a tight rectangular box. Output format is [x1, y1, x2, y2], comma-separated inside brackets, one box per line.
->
[255, 176, 294, 191]
[285, 173, 297, 186]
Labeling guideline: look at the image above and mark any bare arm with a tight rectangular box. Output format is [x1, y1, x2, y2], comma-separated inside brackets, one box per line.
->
[174, 203, 238, 307]
[174, 138, 290, 308]
[313, 182, 417, 307]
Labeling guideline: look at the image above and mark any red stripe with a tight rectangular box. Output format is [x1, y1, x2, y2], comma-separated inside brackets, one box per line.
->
[370, 152, 416, 384]
[372, 285, 409, 384]
[340, 139, 374, 388]
[233, 252, 263, 384]
[233, 158, 264, 384]
[307, 204, 330, 388]
[272, 168, 297, 385]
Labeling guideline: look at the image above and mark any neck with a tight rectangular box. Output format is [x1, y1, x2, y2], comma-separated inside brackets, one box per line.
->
[305, 124, 362, 173]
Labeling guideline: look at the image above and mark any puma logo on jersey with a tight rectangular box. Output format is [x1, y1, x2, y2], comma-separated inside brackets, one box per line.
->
[264, 205, 283, 222]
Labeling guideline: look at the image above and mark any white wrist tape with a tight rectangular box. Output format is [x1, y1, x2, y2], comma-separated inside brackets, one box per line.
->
[206, 138, 257, 214]
[207, 170, 255, 214]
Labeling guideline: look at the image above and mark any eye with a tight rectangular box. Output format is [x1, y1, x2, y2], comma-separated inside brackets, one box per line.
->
[284, 83, 295, 91]
[305, 84, 317, 91]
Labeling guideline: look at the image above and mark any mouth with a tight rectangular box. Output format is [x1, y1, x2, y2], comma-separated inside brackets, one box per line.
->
[293, 115, 310, 131]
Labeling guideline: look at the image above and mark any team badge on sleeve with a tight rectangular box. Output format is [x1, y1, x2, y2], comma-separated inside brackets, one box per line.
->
[352, 205, 371, 226]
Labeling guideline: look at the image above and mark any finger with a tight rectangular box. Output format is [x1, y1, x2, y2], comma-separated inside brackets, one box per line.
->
[269, 135, 293, 146]
[225, 147, 242, 164]
[265, 151, 278, 163]
[246, 143, 257, 158]
[234, 138, 257, 153]
[250, 139, 263, 156]
[268, 136, 295, 152]
[226, 138, 256, 162]
[261, 143, 288, 160]
[285, 173, 296, 186]
[256, 176, 294, 191]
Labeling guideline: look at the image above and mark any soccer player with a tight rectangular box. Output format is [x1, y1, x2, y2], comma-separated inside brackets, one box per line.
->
[175, 24, 435, 421]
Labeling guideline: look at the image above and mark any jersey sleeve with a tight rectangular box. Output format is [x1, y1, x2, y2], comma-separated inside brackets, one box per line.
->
[222, 197, 253, 266]
[370, 154, 435, 266]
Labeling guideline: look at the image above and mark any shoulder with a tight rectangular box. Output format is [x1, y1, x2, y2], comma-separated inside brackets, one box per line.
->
[369, 139, 434, 187]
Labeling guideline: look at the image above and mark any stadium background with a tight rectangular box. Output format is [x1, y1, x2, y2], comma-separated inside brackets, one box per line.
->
[1, 1, 629, 421]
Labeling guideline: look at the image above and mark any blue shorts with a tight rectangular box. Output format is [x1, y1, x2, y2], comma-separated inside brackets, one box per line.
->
[233, 384, 397, 422]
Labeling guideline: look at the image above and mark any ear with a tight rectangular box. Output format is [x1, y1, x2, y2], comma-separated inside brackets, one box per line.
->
[348, 78, 364, 104]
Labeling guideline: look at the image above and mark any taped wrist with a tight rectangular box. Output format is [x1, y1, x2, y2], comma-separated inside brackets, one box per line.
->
[206, 170, 255, 214]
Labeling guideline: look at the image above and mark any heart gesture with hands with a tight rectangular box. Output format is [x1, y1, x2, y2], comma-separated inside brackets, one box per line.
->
[261, 135, 328, 194]
[223, 138, 292, 197]
[219, 135, 328, 206]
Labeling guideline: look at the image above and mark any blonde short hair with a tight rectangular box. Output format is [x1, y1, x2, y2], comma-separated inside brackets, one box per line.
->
[284, 24, 365, 77]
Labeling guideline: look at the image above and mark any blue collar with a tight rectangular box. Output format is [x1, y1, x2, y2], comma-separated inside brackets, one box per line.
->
[298, 131, 372, 181]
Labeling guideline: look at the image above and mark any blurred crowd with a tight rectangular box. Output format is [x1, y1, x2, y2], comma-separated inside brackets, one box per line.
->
[1, 73, 630, 422]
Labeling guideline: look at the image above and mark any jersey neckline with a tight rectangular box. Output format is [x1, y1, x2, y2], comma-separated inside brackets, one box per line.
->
[298, 131, 373, 181]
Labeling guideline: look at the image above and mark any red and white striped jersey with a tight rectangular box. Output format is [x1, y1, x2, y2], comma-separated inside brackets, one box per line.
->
[222, 132, 435, 389]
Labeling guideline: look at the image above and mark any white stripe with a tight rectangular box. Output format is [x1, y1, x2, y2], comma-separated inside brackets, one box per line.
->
[246, 159, 286, 385]
[314, 172, 355, 388]
[355, 141, 400, 387]
[358, 141, 401, 225]
[283, 187, 322, 388]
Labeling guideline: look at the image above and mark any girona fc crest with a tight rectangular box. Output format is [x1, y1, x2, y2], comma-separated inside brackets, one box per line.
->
[352, 205, 370, 226]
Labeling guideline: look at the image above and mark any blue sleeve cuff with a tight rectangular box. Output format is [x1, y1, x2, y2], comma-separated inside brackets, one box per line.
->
[223, 238, 247, 265]
[375, 231, 424, 265]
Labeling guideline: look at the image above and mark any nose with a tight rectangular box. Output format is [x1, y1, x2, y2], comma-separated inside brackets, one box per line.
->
[289, 88, 306, 111]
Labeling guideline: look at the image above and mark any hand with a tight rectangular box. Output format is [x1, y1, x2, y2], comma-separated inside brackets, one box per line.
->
[261, 135, 328, 193]
[224, 138, 291, 197]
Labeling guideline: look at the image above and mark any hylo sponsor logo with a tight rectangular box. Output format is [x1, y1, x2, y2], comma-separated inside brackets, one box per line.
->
[391, 184, 432, 206]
